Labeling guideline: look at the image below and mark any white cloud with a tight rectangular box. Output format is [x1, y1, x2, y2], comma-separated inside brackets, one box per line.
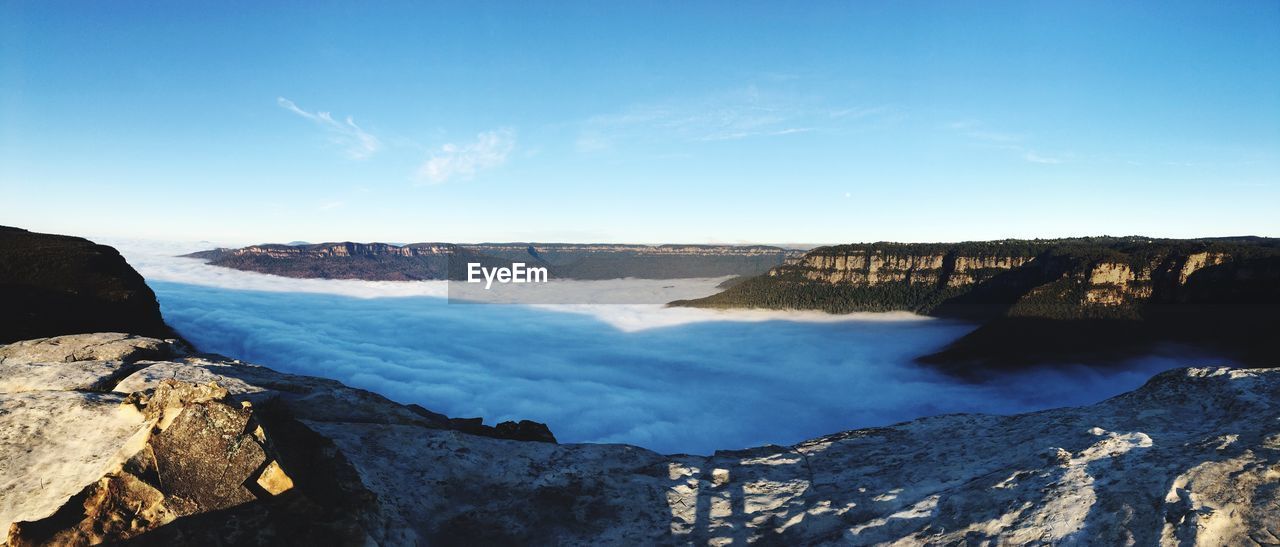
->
[277, 97, 382, 160]
[416, 129, 516, 184]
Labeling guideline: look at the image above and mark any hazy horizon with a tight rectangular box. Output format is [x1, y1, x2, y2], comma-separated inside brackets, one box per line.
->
[76, 231, 1280, 253]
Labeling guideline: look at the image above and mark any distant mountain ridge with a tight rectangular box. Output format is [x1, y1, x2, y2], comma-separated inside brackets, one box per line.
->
[186, 241, 805, 281]
[673, 236, 1280, 369]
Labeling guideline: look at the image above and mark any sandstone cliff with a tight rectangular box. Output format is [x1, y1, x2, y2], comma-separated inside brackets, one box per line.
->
[2, 333, 1278, 545]
[675, 237, 1280, 368]
[691, 238, 1278, 317]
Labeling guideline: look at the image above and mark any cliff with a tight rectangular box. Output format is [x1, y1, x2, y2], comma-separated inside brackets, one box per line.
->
[2, 333, 1278, 545]
[186, 242, 803, 281]
[187, 242, 462, 281]
[680, 237, 1279, 316]
[673, 237, 1280, 368]
[0, 226, 174, 344]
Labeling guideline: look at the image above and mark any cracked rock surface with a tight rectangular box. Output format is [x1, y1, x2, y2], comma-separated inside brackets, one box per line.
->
[1, 333, 1278, 545]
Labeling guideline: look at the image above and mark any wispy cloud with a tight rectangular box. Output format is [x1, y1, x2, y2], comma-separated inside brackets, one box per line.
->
[416, 129, 516, 184]
[946, 121, 1024, 144]
[829, 106, 889, 120]
[576, 86, 891, 151]
[1023, 151, 1063, 164]
[968, 131, 1025, 143]
[947, 120, 1065, 165]
[701, 126, 816, 142]
[277, 97, 382, 160]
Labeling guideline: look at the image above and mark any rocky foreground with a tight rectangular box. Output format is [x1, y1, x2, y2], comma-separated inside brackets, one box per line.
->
[2, 333, 1278, 545]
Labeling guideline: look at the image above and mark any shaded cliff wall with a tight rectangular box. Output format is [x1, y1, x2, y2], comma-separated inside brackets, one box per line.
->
[0, 226, 174, 344]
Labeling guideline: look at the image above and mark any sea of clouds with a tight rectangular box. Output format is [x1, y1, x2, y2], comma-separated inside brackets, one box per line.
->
[105, 238, 1234, 454]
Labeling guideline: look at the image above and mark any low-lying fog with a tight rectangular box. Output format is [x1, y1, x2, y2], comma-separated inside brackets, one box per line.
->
[113, 239, 1231, 455]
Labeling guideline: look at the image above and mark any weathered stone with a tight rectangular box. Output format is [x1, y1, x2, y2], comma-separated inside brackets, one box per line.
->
[112, 359, 269, 397]
[0, 391, 149, 536]
[306, 366, 1280, 545]
[0, 360, 145, 393]
[6, 469, 176, 546]
[123, 379, 229, 428]
[494, 420, 557, 443]
[0, 333, 173, 366]
[5, 379, 297, 546]
[147, 401, 265, 512]
[255, 461, 294, 496]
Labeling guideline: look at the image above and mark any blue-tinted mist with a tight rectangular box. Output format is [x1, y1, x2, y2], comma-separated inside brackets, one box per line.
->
[152, 281, 1213, 455]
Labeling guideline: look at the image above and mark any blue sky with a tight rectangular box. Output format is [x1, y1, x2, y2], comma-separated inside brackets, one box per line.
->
[2, 1, 1277, 245]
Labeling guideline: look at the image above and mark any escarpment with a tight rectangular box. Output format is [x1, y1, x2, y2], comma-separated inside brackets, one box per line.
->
[783, 244, 1036, 289]
[700, 238, 1277, 316]
[186, 242, 803, 281]
[674, 237, 1280, 367]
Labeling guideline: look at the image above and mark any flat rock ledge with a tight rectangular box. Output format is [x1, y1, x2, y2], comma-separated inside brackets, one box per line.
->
[1, 333, 1278, 546]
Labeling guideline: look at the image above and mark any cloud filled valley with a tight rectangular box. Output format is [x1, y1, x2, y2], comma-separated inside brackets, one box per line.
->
[115, 239, 1231, 454]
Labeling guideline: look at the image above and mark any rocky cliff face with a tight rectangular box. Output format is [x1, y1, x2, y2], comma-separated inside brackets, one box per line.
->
[675, 238, 1280, 368]
[785, 247, 1036, 288]
[220, 242, 457, 259]
[753, 239, 1273, 317]
[187, 242, 804, 281]
[2, 333, 1278, 545]
[0, 227, 174, 344]
[185, 242, 459, 281]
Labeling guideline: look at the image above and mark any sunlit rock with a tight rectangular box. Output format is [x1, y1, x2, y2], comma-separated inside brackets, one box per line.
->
[1, 334, 1277, 545]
